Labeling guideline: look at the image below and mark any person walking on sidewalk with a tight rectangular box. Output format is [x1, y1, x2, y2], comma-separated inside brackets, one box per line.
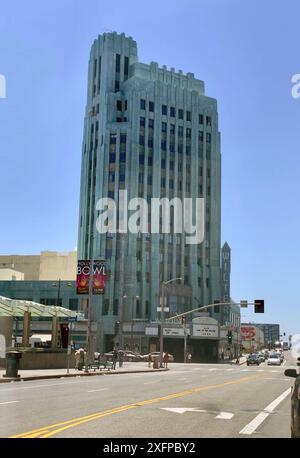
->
[147, 353, 152, 368]
[163, 351, 169, 368]
[112, 348, 118, 370]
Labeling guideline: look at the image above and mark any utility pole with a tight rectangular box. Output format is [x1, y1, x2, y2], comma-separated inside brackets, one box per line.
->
[160, 278, 182, 368]
[85, 235, 95, 373]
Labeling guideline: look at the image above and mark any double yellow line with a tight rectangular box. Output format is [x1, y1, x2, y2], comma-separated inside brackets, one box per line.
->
[11, 374, 263, 438]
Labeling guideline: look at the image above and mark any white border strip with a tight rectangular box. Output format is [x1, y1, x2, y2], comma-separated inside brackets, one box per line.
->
[239, 388, 291, 435]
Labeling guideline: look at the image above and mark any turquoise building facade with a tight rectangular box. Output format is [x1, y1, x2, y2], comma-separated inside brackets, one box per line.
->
[78, 32, 222, 352]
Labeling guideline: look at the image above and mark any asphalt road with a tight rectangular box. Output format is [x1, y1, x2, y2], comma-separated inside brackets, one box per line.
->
[0, 352, 297, 438]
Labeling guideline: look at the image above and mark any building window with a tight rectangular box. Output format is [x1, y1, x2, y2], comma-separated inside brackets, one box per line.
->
[186, 111, 191, 122]
[109, 153, 116, 163]
[161, 140, 166, 150]
[110, 133, 117, 144]
[199, 131, 204, 142]
[178, 126, 183, 137]
[178, 109, 183, 119]
[161, 159, 166, 168]
[140, 117, 145, 127]
[116, 100, 122, 111]
[206, 133, 211, 143]
[162, 105, 167, 115]
[115, 80, 120, 92]
[206, 116, 212, 126]
[140, 99, 146, 110]
[206, 278, 210, 288]
[147, 175, 152, 185]
[170, 124, 175, 135]
[120, 133, 126, 144]
[139, 135, 145, 146]
[186, 128, 191, 138]
[69, 299, 78, 311]
[139, 155, 145, 165]
[137, 271, 141, 282]
[120, 152, 126, 162]
[145, 300, 150, 317]
[148, 118, 154, 129]
[148, 138, 153, 148]
[170, 106, 175, 117]
[199, 114, 203, 124]
[149, 101, 154, 112]
[124, 56, 129, 80]
[108, 191, 114, 199]
[116, 53, 121, 73]
[148, 156, 153, 166]
[162, 122, 167, 132]
[109, 172, 115, 182]
[119, 173, 125, 182]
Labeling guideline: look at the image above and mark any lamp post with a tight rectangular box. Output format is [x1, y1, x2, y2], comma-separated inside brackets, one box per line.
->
[131, 295, 139, 351]
[160, 277, 182, 368]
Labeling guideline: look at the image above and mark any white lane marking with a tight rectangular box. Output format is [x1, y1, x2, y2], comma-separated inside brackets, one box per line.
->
[161, 407, 234, 419]
[0, 401, 20, 405]
[0, 379, 110, 392]
[241, 369, 249, 372]
[282, 360, 286, 366]
[216, 412, 234, 420]
[208, 368, 218, 372]
[239, 388, 291, 435]
[263, 378, 291, 381]
[226, 369, 234, 372]
[271, 370, 280, 373]
[87, 388, 109, 393]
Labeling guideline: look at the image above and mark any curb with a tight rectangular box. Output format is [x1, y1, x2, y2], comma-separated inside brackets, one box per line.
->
[0, 368, 169, 384]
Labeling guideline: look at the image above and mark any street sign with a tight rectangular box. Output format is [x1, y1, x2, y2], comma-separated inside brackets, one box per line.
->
[68, 316, 77, 323]
[240, 300, 248, 308]
[157, 307, 169, 312]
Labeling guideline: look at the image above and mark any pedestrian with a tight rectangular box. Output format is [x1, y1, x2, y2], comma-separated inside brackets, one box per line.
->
[112, 348, 118, 370]
[187, 352, 192, 363]
[75, 346, 85, 371]
[118, 350, 124, 368]
[148, 353, 152, 368]
[163, 351, 169, 368]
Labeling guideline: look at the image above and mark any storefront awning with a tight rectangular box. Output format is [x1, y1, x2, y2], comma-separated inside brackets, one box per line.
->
[0, 295, 84, 319]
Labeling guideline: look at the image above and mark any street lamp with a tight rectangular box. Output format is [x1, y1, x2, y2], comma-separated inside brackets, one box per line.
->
[160, 277, 182, 367]
[131, 295, 139, 351]
[52, 279, 73, 307]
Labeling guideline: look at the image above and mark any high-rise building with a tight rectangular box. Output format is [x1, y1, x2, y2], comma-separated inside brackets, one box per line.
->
[78, 32, 222, 352]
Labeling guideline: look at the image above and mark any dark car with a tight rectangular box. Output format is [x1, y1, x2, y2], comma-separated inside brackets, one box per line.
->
[247, 354, 261, 366]
[284, 357, 300, 438]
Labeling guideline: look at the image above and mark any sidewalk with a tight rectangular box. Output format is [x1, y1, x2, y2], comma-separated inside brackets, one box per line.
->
[0, 362, 168, 383]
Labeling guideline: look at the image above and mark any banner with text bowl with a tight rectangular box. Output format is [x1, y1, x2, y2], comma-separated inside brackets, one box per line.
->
[93, 260, 107, 295]
[76, 260, 90, 295]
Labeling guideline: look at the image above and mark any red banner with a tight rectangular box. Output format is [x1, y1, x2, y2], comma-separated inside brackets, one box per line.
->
[77, 260, 107, 295]
[93, 260, 107, 295]
[241, 326, 256, 340]
[76, 260, 90, 295]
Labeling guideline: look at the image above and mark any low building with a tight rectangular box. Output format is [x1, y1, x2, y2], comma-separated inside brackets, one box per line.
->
[0, 268, 24, 281]
[240, 324, 264, 352]
[0, 251, 77, 281]
[253, 323, 280, 347]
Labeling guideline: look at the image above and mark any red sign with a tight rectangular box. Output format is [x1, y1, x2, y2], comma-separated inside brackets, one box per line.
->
[77, 260, 107, 295]
[93, 260, 107, 295]
[76, 260, 90, 295]
[241, 326, 256, 340]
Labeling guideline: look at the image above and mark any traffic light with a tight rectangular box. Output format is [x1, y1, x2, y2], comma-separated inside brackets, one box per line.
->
[254, 299, 264, 313]
[227, 330, 233, 344]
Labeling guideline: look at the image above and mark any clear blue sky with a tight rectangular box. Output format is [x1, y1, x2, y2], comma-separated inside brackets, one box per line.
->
[0, 1, 299, 335]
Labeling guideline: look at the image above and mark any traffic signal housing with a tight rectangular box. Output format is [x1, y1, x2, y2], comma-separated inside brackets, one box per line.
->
[254, 299, 264, 313]
[227, 330, 233, 344]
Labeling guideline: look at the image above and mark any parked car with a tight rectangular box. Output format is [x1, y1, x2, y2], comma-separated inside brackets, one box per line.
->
[284, 357, 300, 438]
[104, 350, 144, 362]
[247, 354, 260, 366]
[267, 353, 282, 366]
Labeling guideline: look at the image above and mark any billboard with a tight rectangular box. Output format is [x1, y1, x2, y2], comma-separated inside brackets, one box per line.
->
[76, 260, 90, 295]
[77, 260, 107, 295]
[240, 326, 256, 340]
